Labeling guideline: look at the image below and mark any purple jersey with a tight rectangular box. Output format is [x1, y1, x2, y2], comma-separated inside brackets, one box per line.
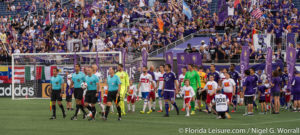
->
[163, 72, 177, 91]
[243, 76, 255, 96]
[271, 77, 281, 93]
[229, 70, 240, 84]
[251, 74, 258, 89]
[207, 72, 220, 82]
[292, 76, 300, 94]
[258, 85, 267, 100]
[148, 71, 156, 81]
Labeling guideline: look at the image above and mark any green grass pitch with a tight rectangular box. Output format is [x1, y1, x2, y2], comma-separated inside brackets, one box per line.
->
[0, 98, 299, 135]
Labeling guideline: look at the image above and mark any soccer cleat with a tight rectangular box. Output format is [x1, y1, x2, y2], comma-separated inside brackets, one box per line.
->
[71, 116, 78, 120]
[231, 110, 235, 113]
[163, 114, 169, 117]
[88, 118, 95, 121]
[118, 117, 122, 121]
[181, 108, 185, 112]
[225, 112, 231, 119]
[195, 106, 199, 110]
[157, 110, 163, 112]
[63, 114, 66, 119]
[140, 111, 145, 114]
[147, 110, 152, 114]
[243, 113, 248, 116]
[191, 111, 196, 115]
[83, 114, 87, 119]
[49, 116, 56, 120]
[152, 108, 156, 112]
[185, 114, 190, 117]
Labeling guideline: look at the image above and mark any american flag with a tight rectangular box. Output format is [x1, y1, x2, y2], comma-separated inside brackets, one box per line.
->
[251, 8, 263, 19]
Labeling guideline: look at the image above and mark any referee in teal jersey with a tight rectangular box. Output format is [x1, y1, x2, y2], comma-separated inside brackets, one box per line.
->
[49, 68, 66, 120]
[104, 67, 122, 121]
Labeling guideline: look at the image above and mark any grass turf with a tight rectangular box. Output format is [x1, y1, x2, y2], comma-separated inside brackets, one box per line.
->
[0, 98, 299, 135]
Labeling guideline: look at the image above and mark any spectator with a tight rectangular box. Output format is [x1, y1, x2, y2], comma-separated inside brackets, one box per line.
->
[184, 43, 192, 53]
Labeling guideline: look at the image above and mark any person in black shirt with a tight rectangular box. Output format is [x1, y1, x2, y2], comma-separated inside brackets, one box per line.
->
[184, 43, 192, 53]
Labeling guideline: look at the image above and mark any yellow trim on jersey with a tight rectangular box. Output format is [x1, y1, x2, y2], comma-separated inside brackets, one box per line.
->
[198, 71, 207, 88]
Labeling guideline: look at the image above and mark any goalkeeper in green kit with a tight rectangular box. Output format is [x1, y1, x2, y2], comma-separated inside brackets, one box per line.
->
[182, 64, 201, 115]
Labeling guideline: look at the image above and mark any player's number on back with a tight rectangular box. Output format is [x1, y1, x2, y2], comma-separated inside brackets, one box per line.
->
[215, 98, 226, 103]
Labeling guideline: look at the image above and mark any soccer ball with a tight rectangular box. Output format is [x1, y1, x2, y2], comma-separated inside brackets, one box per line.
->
[81, 82, 87, 90]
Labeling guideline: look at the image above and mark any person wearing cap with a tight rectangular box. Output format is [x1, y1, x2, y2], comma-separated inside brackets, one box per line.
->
[66, 71, 74, 111]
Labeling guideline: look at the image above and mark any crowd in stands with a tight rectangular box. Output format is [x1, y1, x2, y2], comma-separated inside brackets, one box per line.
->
[0, 0, 300, 64]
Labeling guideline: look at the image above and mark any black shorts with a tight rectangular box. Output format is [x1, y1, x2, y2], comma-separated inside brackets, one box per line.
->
[85, 90, 97, 104]
[107, 91, 120, 104]
[196, 89, 201, 100]
[272, 91, 280, 97]
[51, 90, 62, 101]
[74, 88, 83, 100]
[66, 95, 72, 102]
[244, 96, 254, 105]
[259, 99, 265, 103]
[275, 38, 282, 44]
[200, 90, 207, 101]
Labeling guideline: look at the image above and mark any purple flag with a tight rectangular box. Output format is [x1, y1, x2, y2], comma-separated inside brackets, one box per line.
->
[177, 53, 187, 65]
[218, 0, 228, 24]
[188, 53, 202, 66]
[165, 52, 173, 70]
[265, 47, 272, 81]
[142, 48, 148, 67]
[240, 46, 250, 79]
[286, 46, 297, 90]
[122, 48, 126, 70]
[287, 33, 296, 47]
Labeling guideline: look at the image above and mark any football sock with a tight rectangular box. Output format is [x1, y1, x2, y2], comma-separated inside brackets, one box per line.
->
[143, 100, 147, 112]
[165, 103, 169, 115]
[105, 106, 110, 118]
[128, 104, 131, 111]
[159, 98, 163, 110]
[52, 105, 56, 117]
[59, 105, 65, 115]
[91, 107, 96, 118]
[117, 106, 121, 117]
[80, 105, 86, 114]
[75, 104, 80, 116]
[132, 105, 135, 112]
[190, 101, 195, 111]
[172, 102, 179, 113]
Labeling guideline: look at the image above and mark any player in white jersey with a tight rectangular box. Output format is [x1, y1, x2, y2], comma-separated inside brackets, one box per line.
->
[221, 73, 236, 111]
[212, 90, 230, 119]
[181, 79, 195, 117]
[138, 66, 155, 114]
[127, 80, 137, 112]
[156, 65, 165, 112]
[92, 64, 105, 115]
[178, 67, 187, 111]
[202, 75, 218, 113]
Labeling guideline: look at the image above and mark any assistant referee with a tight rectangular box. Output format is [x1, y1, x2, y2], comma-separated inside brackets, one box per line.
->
[104, 67, 122, 121]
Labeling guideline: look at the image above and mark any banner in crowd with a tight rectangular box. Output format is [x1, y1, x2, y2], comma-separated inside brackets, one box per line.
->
[265, 47, 272, 81]
[182, 0, 192, 20]
[176, 53, 202, 75]
[142, 48, 148, 67]
[177, 53, 187, 75]
[165, 52, 173, 70]
[218, 0, 228, 23]
[188, 53, 202, 66]
[287, 33, 296, 47]
[240, 46, 250, 79]
[286, 46, 297, 89]
[253, 34, 272, 51]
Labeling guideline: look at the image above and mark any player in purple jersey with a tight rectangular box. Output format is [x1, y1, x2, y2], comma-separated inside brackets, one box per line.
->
[250, 68, 259, 110]
[242, 69, 255, 116]
[228, 64, 240, 112]
[207, 64, 220, 84]
[257, 80, 267, 114]
[270, 70, 281, 114]
[291, 72, 300, 112]
[161, 64, 179, 117]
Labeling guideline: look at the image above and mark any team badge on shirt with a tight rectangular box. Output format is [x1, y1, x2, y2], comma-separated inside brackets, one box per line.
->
[77, 79, 80, 82]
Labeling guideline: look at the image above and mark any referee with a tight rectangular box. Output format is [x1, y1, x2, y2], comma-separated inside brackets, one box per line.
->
[71, 64, 87, 120]
[104, 67, 122, 121]
[49, 68, 66, 120]
[84, 67, 100, 121]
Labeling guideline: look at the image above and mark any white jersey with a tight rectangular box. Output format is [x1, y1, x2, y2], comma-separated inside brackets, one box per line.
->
[103, 86, 108, 97]
[220, 73, 226, 81]
[282, 85, 290, 95]
[212, 94, 229, 112]
[222, 78, 236, 93]
[156, 72, 165, 90]
[128, 85, 137, 96]
[139, 73, 153, 92]
[204, 81, 218, 94]
[181, 86, 195, 98]
[94, 72, 101, 90]
[178, 74, 185, 85]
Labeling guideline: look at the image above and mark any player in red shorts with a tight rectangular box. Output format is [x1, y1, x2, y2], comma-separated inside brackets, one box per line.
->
[181, 79, 195, 116]
[282, 84, 291, 110]
[202, 75, 218, 113]
[221, 73, 236, 112]
[127, 80, 137, 112]
[264, 80, 271, 111]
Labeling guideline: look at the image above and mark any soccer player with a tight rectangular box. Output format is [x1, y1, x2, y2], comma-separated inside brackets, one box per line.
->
[178, 67, 187, 111]
[162, 64, 179, 117]
[197, 66, 207, 112]
[291, 71, 300, 112]
[207, 64, 220, 84]
[183, 64, 201, 115]
[92, 64, 105, 115]
[228, 64, 240, 112]
[212, 90, 230, 119]
[270, 70, 281, 114]
[116, 64, 130, 115]
[127, 80, 137, 112]
[138, 66, 154, 114]
[282, 81, 291, 110]
[181, 79, 195, 116]
[66, 72, 73, 111]
[202, 75, 218, 113]
[258, 80, 267, 114]
[71, 64, 87, 120]
[148, 65, 157, 111]
[49, 68, 66, 120]
[242, 69, 255, 116]
[264, 80, 271, 111]
[156, 65, 165, 112]
[104, 67, 122, 121]
[250, 68, 259, 110]
[221, 73, 236, 112]
[84, 67, 100, 121]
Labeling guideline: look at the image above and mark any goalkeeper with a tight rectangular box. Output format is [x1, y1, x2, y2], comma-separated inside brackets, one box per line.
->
[182, 64, 201, 115]
[116, 64, 130, 115]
